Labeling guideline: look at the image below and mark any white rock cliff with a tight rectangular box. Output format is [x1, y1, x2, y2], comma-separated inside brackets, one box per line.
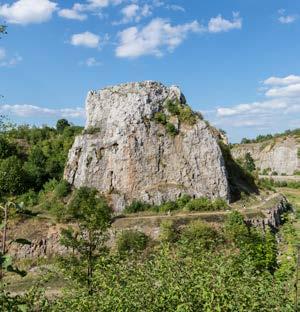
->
[64, 81, 230, 211]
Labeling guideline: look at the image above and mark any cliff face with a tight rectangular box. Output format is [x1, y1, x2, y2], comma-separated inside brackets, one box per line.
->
[231, 136, 300, 175]
[64, 81, 230, 211]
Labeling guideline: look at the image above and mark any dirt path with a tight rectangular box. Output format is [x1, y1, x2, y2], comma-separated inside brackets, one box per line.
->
[118, 193, 281, 222]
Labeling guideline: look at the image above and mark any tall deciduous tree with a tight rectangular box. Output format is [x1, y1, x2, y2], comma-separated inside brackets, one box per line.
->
[59, 187, 112, 294]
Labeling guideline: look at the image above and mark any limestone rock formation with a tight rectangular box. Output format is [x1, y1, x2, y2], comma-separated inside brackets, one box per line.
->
[64, 81, 230, 211]
[231, 136, 300, 176]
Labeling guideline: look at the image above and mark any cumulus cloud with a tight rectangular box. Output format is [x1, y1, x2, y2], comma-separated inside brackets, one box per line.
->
[264, 75, 300, 86]
[116, 18, 201, 58]
[217, 75, 300, 118]
[0, 0, 57, 25]
[70, 32, 100, 48]
[208, 12, 242, 33]
[114, 3, 152, 24]
[58, 4, 87, 21]
[278, 9, 298, 24]
[210, 74, 300, 139]
[0, 104, 85, 119]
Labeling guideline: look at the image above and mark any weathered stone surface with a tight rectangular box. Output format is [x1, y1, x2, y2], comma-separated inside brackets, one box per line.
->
[231, 136, 300, 175]
[64, 81, 230, 211]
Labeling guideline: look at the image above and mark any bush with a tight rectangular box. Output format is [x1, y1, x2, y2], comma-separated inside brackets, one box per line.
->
[165, 99, 180, 115]
[158, 201, 178, 213]
[159, 220, 178, 243]
[0, 156, 27, 195]
[178, 106, 197, 125]
[124, 201, 151, 213]
[17, 190, 39, 207]
[213, 198, 229, 210]
[117, 230, 149, 254]
[54, 180, 71, 198]
[180, 221, 222, 250]
[154, 112, 167, 125]
[176, 194, 192, 209]
[165, 123, 178, 137]
[184, 197, 214, 211]
[0, 136, 17, 159]
[83, 127, 101, 135]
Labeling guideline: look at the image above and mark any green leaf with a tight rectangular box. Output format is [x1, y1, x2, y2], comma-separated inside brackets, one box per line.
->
[0, 222, 5, 230]
[17, 304, 28, 312]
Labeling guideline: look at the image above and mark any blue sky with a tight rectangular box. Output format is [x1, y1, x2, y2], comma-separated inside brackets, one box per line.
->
[0, 0, 299, 142]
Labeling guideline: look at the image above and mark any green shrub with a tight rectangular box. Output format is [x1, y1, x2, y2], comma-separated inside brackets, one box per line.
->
[17, 190, 39, 207]
[184, 197, 214, 211]
[213, 198, 229, 210]
[0, 156, 27, 195]
[166, 123, 178, 137]
[165, 99, 180, 115]
[154, 112, 167, 125]
[159, 220, 178, 243]
[159, 201, 178, 213]
[272, 171, 278, 176]
[0, 136, 17, 159]
[54, 180, 71, 198]
[178, 106, 197, 125]
[294, 170, 300, 176]
[117, 230, 149, 254]
[124, 201, 151, 213]
[176, 194, 192, 209]
[180, 220, 222, 250]
[83, 127, 101, 135]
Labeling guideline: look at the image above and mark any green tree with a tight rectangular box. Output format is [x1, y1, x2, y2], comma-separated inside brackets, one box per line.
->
[56, 119, 70, 133]
[0, 156, 27, 195]
[244, 152, 256, 173]
[59, 187, 112, 294]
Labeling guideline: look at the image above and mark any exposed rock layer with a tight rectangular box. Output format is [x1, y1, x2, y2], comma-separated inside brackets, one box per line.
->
[64, 81, 230, 211]
[231, 136, 300, 175]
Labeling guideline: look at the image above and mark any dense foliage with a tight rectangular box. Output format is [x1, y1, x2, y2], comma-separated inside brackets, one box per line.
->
[124, 194, 229, 214]
[0, 121, 82, 197]
[47, 212, 294, 311]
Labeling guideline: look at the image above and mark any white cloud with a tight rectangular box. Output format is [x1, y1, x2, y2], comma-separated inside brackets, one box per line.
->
[70, 32, 100, 48]
[278, 9, 298, 24]
[58, 4, 87, 21]
[212, 74, 300, 136]
[0, 104, 85, 119]
[84, 57, 102, 67]
[167, 5, 185, 12]
[264, 75, 300, 86]
[208, 12, 242, 33]
[0, 48, 6, 60]
[0, 48, 22, 67]
[266, 84, 300, 98]
[279, 15, 297, 24]
[114, 3, 152, 25]
[87, 0, 123, 9]
[0, 0, 57, 25]
[116, 18, 201, 58]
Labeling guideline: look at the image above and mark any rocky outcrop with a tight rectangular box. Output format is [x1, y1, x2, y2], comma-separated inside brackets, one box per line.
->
[245, 194, 291, 231]
[64, 81, 230, 211]
[231, 136, 300, 175]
